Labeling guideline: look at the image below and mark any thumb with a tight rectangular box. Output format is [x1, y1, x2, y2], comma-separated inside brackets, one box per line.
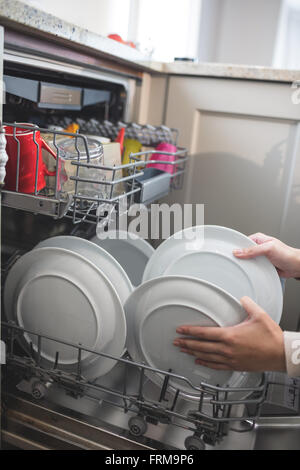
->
[240, 296, 267, 320]
[233, 242, 272, 259]
[249, 233, 273, 245]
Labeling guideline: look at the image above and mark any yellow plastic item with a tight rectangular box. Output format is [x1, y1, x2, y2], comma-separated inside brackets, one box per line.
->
[64, 123, 80, 135]
[122, 138, 142, 176]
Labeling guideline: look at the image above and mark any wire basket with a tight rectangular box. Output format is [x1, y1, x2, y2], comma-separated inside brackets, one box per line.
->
[1, 123, 188, 225]
[2, 321, 273, 449]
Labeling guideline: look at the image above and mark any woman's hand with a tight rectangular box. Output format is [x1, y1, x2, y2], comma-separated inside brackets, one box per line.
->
[233, 233, 300, 278]
[173, 297, 286, 372]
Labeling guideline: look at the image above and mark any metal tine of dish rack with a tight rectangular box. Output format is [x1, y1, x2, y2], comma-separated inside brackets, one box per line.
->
[10, 123, 40, 196]
[8, 123, 40, 196]
[73, 132, 92, 224]
[129, 147, 188, 191]
[12, 126, 20, 192]
[2, 321, 268, 424]
[67, 161, 144, 224]
[65, 148, 187, 222]
[68, 148, 188, 190]
[3, 319, 263, 405]
[4, 320, 221, 395]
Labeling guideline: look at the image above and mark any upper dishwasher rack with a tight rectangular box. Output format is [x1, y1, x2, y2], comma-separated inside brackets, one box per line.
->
[0, 122, 188, 225]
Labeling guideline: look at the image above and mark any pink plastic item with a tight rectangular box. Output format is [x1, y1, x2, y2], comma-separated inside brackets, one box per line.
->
[147, 142, 177, 175]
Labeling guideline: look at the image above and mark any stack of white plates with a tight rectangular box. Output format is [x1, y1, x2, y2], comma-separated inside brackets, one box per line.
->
[123, 225, 283, 400]
[4, 232, 155, 380]
[142, 226, 282, 322]
[4, 226, 283, 401]
[4, 236, 135, 379]
[91, 230, 155, 287]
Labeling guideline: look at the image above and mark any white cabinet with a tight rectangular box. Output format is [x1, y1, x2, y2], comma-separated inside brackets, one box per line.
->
[163, 75, 300, 330]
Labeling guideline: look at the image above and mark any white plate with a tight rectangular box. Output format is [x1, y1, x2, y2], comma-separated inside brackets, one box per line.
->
[91, 230, 155, 287]
[124, 275, 261, 400]
[4, 247, 126, 379]
[143, 225, 283, 324]
[36, 236, 133, 305]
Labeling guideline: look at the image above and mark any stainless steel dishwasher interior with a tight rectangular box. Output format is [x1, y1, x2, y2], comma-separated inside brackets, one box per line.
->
[15, 358, 298, 450]
[7, 382, 300, 450]
[253, 416, 300, 450]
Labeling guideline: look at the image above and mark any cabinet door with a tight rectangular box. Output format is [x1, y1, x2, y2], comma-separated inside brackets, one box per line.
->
[165, 75, 300, 330]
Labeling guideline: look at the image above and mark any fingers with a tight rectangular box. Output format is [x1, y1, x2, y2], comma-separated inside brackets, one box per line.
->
[194, 359, 232, 370]
[178, 347, 194, 356]
[176, 325, 226, 341]
[176, 298, 267, 347]
[240, 296, 267, 318]
[233, 241, 273, 259]
[183, 349, 230, 364]
[173, 338, 226, 355]
[175, 345, 232, 370]
[248, 233, 274, 245]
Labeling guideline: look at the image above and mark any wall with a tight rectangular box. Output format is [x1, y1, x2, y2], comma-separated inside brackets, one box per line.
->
[133, 0, 202, 61]
[21, 0, 299, 67]
[273, 0, 300, 69]
[197, 0, 222, 63]
[198, 0, 283, 66]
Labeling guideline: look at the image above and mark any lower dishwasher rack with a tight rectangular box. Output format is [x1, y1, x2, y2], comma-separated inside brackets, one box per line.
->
[1, 321, 287, 451]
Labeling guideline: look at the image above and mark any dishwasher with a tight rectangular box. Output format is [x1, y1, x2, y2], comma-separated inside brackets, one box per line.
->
[1, 48, 299, 452]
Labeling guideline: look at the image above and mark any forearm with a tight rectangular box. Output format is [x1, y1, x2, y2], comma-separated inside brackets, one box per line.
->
[283, 331, 300, 376]
[291, 248, 300, 278]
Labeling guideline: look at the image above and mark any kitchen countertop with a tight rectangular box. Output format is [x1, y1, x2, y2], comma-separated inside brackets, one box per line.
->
[0, 0, 149, 65]
[143, 61, 300, 83]
[0, 0, 299, 83]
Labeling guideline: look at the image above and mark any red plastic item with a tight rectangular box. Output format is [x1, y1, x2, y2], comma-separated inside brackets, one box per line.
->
[108, 34, 136, 49]
[108, 34, 125, 44]
[115, 127, 126, 156]
[4, 124, 57, 193]
[126, 41, 136, 49]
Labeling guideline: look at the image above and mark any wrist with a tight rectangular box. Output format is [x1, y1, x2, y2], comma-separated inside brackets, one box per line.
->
[293, 248, 300, 278]
[283, 331, 300, 377]
[273, 330, 286, 372]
